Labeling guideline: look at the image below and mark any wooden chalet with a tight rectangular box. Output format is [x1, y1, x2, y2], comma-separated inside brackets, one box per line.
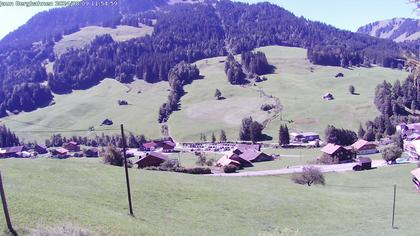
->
[63, 141, 80, 152]
[321, 143, 355, 163]
[351, 139, 378, 155]
[216, 156, 241, 168]
[226, 153, 253, 167]
[238, 149, 273, 163]
[134, 152, 168, 168]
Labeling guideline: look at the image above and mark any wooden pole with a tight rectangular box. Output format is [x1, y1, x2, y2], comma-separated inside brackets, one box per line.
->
[0, 171, 17, 236]
[392, 184, 396, 229]
[120, 124, 134, 216]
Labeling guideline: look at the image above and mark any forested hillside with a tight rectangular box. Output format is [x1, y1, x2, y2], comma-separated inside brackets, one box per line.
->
[0, 0, 417, 117]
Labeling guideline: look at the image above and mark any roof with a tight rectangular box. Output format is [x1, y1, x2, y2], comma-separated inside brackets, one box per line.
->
[351, 139, 376, 150]
[163, 141, 176, 148]
[411, 168, 420, 179]
[358, 157, 372, 164]
[321, 143, 343, 155]
[143, 142, 157, 149]
[406, 123, 420, 131]
[36, 144, 47, 149]
[239, 149, 263, 162]
[1, 146, 24, 154]
[146, 151, 168, 161]
[217, 156, 240, 166]
[237, 143, 261, 152]
[301, 132, 319, 137]
[55, 147, 69, 154]
[323, 92, 333, 97]
[67, 141, 78, 145]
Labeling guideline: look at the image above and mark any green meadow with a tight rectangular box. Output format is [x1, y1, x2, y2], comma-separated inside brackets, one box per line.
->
[0, 158, 419, 235]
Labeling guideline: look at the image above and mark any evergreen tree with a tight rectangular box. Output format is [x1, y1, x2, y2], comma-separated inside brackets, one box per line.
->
[357, 124, 365, 139]
[211, 132, 216, 143]
[214, 89, 222, 100]
[279, 124, 290, 146]
[220, 129, 227, 142]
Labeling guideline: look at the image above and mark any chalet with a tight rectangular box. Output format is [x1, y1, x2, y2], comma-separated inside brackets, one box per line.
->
[411, 168, 420, 191]
[35, 144, 48, 154]
[291, 132, 320, 143]
[0, 146, 24, 158]
[134, 152, 168, 168]
[239, 149, 273, 162]
[216, 156, 241, 168]
[322, 93, 334, 100]
[162, 141, 176, 153]
[320, 143, 355, 163]
[64, 141, 80, 152]
[51, 147, 69, 155]
[143, 141, 158, 151]
[226, 153, 253, 168]
[351, 139, 378, 155]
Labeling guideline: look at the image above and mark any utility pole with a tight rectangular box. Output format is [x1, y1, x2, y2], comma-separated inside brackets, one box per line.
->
[120, 124, 134, 216]
[0, 171, 17, 236]
[391, 184, 397, 229]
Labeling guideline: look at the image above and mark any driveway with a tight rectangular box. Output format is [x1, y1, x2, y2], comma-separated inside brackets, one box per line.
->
[209, 160, 389, 177]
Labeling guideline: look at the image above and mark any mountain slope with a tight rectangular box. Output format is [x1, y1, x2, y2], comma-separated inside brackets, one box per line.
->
[357, 18, 420, 42]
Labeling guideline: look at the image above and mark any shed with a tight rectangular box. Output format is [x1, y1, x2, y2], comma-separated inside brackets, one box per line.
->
[135, 152, 168, 168]
[101, 119, 113, 126]
[335, 73, 344, 78]
[35, 144, 48, 154]
[358, 157, 372, 169]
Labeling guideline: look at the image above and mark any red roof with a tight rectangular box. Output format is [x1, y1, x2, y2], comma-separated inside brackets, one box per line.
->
[55, 147, 69, 154]
[143, 142, 157, 149]
[321, 143, 343, 155]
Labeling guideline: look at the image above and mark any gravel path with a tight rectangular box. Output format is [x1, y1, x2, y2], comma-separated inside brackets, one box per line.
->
[209, 160, 389, 177]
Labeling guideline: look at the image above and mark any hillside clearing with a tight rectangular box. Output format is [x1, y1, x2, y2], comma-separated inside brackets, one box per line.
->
[54, 25, 153, 56]
[0, 158, 419, 235]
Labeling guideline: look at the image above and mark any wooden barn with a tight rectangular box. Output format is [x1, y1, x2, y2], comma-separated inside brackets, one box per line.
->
[321, 143, 355, 163]
[239, 149, 273, 163]
[351, 139, 378, 155]
[35, 144, 48, 154]
[227, 153, 253, 167]
[134, 152, 168, 168]
[64, 141, 80, 152]
[216, 156, 241, 168]
[0, 146, 24, 158]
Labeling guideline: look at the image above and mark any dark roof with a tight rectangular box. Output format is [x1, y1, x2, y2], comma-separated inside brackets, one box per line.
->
[321, 143, 343, 155]
[239, 149, 263, 162]
[5, 146, 24, 153]
[146, 152, 168, 161]
[237, 143, 261, 152]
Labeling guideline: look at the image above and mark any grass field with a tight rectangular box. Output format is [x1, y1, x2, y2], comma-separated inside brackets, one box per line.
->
[169, 46, 408, 142]
[0, 158, 419, 235]
[54, 25, 153, 56]
[0, 79, 169, 142]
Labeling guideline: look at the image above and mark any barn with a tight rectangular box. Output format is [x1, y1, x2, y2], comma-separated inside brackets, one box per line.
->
[135, 152, 169, 168]
[64, 141, 80, 152]
[0, 146, 24, 158]
[321, 143, 355, 163]
[351, 139, 378, 155]
[239, 149, 273, 162]
[227, 153, 253, 167]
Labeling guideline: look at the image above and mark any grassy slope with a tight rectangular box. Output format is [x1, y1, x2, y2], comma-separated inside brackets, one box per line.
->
[54, 25, 153, 56]
[0, 79, 169, 142]
[0, 158, 419, 235]
[169, 46, 408, 142]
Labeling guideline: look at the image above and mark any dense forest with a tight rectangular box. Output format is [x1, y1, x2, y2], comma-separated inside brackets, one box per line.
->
[0, 125, 20, 147]
[0, 0, 417, 118]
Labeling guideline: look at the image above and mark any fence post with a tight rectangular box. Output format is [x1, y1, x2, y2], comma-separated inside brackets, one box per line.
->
[120, 124, 134, 216]
[0, 171, 17, 235]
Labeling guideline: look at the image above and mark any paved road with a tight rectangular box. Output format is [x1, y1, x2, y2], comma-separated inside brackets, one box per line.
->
[209, 160, 389, 177]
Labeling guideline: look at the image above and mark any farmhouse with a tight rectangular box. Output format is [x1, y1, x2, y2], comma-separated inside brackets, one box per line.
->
[320, 143, 355, 163]
[411, 168, 420, 191]
[134, 152, 168, 168]
[143, 141, 158, 151]
[290, 132, 320, 143]
[35, 144, 48, 154]
[239, 149, 273, 162]
[0, 146, 24, 158]
[216, 156, 241, 168]
[161, 141, 176, 153]
[64, 141, 80, 152]
[351, 139, 378, 155]
[226, 153, 253, 167]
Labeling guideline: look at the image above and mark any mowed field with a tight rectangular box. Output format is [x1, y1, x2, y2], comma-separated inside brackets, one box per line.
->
[54, 25, 153, 56]
[0, 79, 169, 142]
[0, 158, 419, 235]
[169, 46, 408, 142]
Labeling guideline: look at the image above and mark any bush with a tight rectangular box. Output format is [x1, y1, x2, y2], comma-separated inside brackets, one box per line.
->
[382, 145, 402, 163]
[349, 85, 355, 94]
[159, 159, 180, 171]
[317, 153, 337, 165]
[291, 167, 325, 186]
[101, 145, 132, 167]
[261, 104, 274, 111]
[223, 164, 238, 173]
[183, 167, 212, 175]
[32, 224, 92, 236]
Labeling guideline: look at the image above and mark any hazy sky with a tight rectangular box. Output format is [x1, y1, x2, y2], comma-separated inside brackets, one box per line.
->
[0, 0, 418, 40]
